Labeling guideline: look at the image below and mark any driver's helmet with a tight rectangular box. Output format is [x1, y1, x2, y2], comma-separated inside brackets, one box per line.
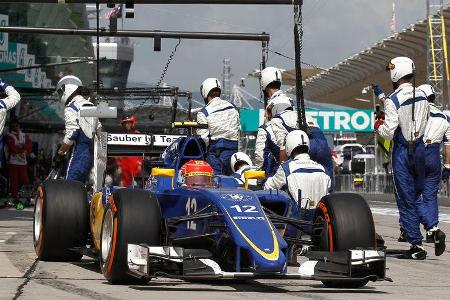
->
[178, 160, 214, 187]
[120, 114, 137, 127]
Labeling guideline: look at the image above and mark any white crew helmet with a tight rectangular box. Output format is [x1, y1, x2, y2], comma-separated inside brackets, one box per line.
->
[230, 152, 253, 173]
[286, 130, 310, 157]
[417, 84, 435, 99]
[56, 75, 83, 105]
[261, 67, 282, 91]
[200, 78, 221, 100]
[386, 57, 415, 83]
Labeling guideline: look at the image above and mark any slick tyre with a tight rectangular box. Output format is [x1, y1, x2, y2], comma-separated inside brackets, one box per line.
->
[33, 179, 88, 261]
[100, 188, 161, 284]
[312, 193, 376, 288]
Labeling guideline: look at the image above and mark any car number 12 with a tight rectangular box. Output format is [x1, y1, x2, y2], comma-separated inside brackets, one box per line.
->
[230, 205, 258, 213]
[186, 197, 197, 230]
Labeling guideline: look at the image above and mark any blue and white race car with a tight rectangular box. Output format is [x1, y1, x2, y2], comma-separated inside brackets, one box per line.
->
[33, 122, 388, 288]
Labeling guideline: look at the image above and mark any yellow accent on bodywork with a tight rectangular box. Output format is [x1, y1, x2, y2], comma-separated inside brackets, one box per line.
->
[151, 168, 175, 190]
[90, 192, 104, 251]
[243, 170, 265, 190]
[223, 209, 279, 261]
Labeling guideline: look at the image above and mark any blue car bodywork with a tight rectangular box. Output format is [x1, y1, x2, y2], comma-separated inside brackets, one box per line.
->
[149, 135, 299, 273]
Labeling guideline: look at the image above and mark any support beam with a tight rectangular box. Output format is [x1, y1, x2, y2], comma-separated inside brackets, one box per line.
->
[0, 0, 299, 4]
[0, 26, 270, 41]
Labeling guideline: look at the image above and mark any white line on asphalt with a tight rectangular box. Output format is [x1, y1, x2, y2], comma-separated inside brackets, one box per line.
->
[0, 240, 5, 243]
[5, 232, 16, 235]
[371, 207, 450, 223]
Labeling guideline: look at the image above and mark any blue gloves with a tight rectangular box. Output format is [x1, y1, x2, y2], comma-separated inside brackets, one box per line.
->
[0, 79, 8, 90]
[372, 85, 385, 100]
[442, 166, 450, 181]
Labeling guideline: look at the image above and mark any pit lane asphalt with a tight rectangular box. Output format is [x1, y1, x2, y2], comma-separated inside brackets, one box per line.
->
[1, 195, 449, 300]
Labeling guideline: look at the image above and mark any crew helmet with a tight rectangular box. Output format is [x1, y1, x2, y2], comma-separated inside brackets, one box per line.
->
[230, 152, 253, 173]
[120, 114, 137, 127]
[417, 84, 435, 102]
[200, 78, 221, 100]
[56, 75, 82, 105]
[179, 160, 214, 187]
[261, 67, 282, 91]
[286, 130, 310, 157]
[386, 57, 415, 83]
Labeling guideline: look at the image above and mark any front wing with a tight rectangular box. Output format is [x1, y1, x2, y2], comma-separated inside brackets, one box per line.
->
[126, 244, 389, 283]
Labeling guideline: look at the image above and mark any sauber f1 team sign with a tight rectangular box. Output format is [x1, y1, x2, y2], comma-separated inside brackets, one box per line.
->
[107, 134, 184, 147]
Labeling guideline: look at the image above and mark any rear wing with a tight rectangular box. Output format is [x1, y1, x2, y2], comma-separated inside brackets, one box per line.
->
[92, 132, 184, 192]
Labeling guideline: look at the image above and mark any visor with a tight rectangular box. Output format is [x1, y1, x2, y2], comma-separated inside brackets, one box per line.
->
[185, 174, 212, 187]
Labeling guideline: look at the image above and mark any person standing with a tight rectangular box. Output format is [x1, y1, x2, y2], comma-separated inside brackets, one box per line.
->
[52, 75, 97, 183]
[197, 78, 240, 175]
[0, 79, 21, 167]
[5, 120, 32, 205]
[417, 84, 447, 256]
[375, 57, 429, 259]
[117, 114, 143, 187]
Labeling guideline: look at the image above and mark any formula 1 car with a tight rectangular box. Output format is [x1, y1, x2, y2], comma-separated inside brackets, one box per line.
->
[33, 122, 388, 288]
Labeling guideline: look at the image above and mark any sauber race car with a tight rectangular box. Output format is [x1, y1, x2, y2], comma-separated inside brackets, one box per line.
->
[33, 122, 388, 288]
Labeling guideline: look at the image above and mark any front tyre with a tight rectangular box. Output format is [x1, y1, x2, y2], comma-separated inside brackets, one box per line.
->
[100, 188, 162, 284]
[313, 193, 376, 288]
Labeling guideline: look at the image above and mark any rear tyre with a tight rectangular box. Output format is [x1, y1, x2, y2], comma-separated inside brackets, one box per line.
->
[312, 193, 376, 288]
[100, 188, 161, 284]
[33, 179, 88, 261]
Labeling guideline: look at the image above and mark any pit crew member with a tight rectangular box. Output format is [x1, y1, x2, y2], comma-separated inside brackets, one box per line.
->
[178, 160, 214, 187]
[417, 84, 446, 256]
[53, 75, 98, 183]
[375, 57, 429, 259]
[116, 114, 143, 187]
[254, 67, 291, 177]
[230, 151, 257, 186]
[262, 67, 332, 181]
[196, 78, 240, 175]
[0, 79, 21, 160]
[264, 130, 331, 224]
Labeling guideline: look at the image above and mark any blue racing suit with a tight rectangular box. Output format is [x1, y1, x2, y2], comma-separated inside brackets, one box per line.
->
[64, 95, 97, 182]
[420, 103, 450, 230]
[271, 110, 334, 185]
[197, 97, 240, 175]
[377, 83, 429, 245]
[254, 122, 280, 177]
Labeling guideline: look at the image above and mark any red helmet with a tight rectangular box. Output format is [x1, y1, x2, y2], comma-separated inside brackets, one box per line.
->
[120, 114, 136, 127]
[179, 160, 214, 187]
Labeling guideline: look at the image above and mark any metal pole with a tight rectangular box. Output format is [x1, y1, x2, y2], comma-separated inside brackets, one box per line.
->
[0, 59, 95, 73]
[0, 26, 270, 41]
[0, 0, 299, 4]
[96, 2, 100, 93]
[372, 89, 378, 175]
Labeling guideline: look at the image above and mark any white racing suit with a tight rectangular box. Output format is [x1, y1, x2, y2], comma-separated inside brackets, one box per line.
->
[377, 82, 429, 245]
[421, 103, 450, 231]
[270, 110, 334, 184]
[197, 97, 240, 175]
[231, 165, 257, 187]
[0, 82, 21, 160]
[64, 95, 98, 182]
[264, 153, 331, 226]
[254, 120, 279, 177]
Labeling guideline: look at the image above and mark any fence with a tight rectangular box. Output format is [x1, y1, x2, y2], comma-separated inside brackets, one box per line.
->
[334, 174, 450, 198]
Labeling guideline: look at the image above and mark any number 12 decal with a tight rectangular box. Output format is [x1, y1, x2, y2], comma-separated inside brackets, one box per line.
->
[186, 197, 197, 230]
[230, 205, 258, 213]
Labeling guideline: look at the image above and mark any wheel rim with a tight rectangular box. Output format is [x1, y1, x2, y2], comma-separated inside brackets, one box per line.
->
[101, 209, 114, 262]
[34, 197, 42, 242]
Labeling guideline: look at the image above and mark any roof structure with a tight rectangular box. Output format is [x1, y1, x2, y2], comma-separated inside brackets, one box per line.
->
[284, 6, 450, 109]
